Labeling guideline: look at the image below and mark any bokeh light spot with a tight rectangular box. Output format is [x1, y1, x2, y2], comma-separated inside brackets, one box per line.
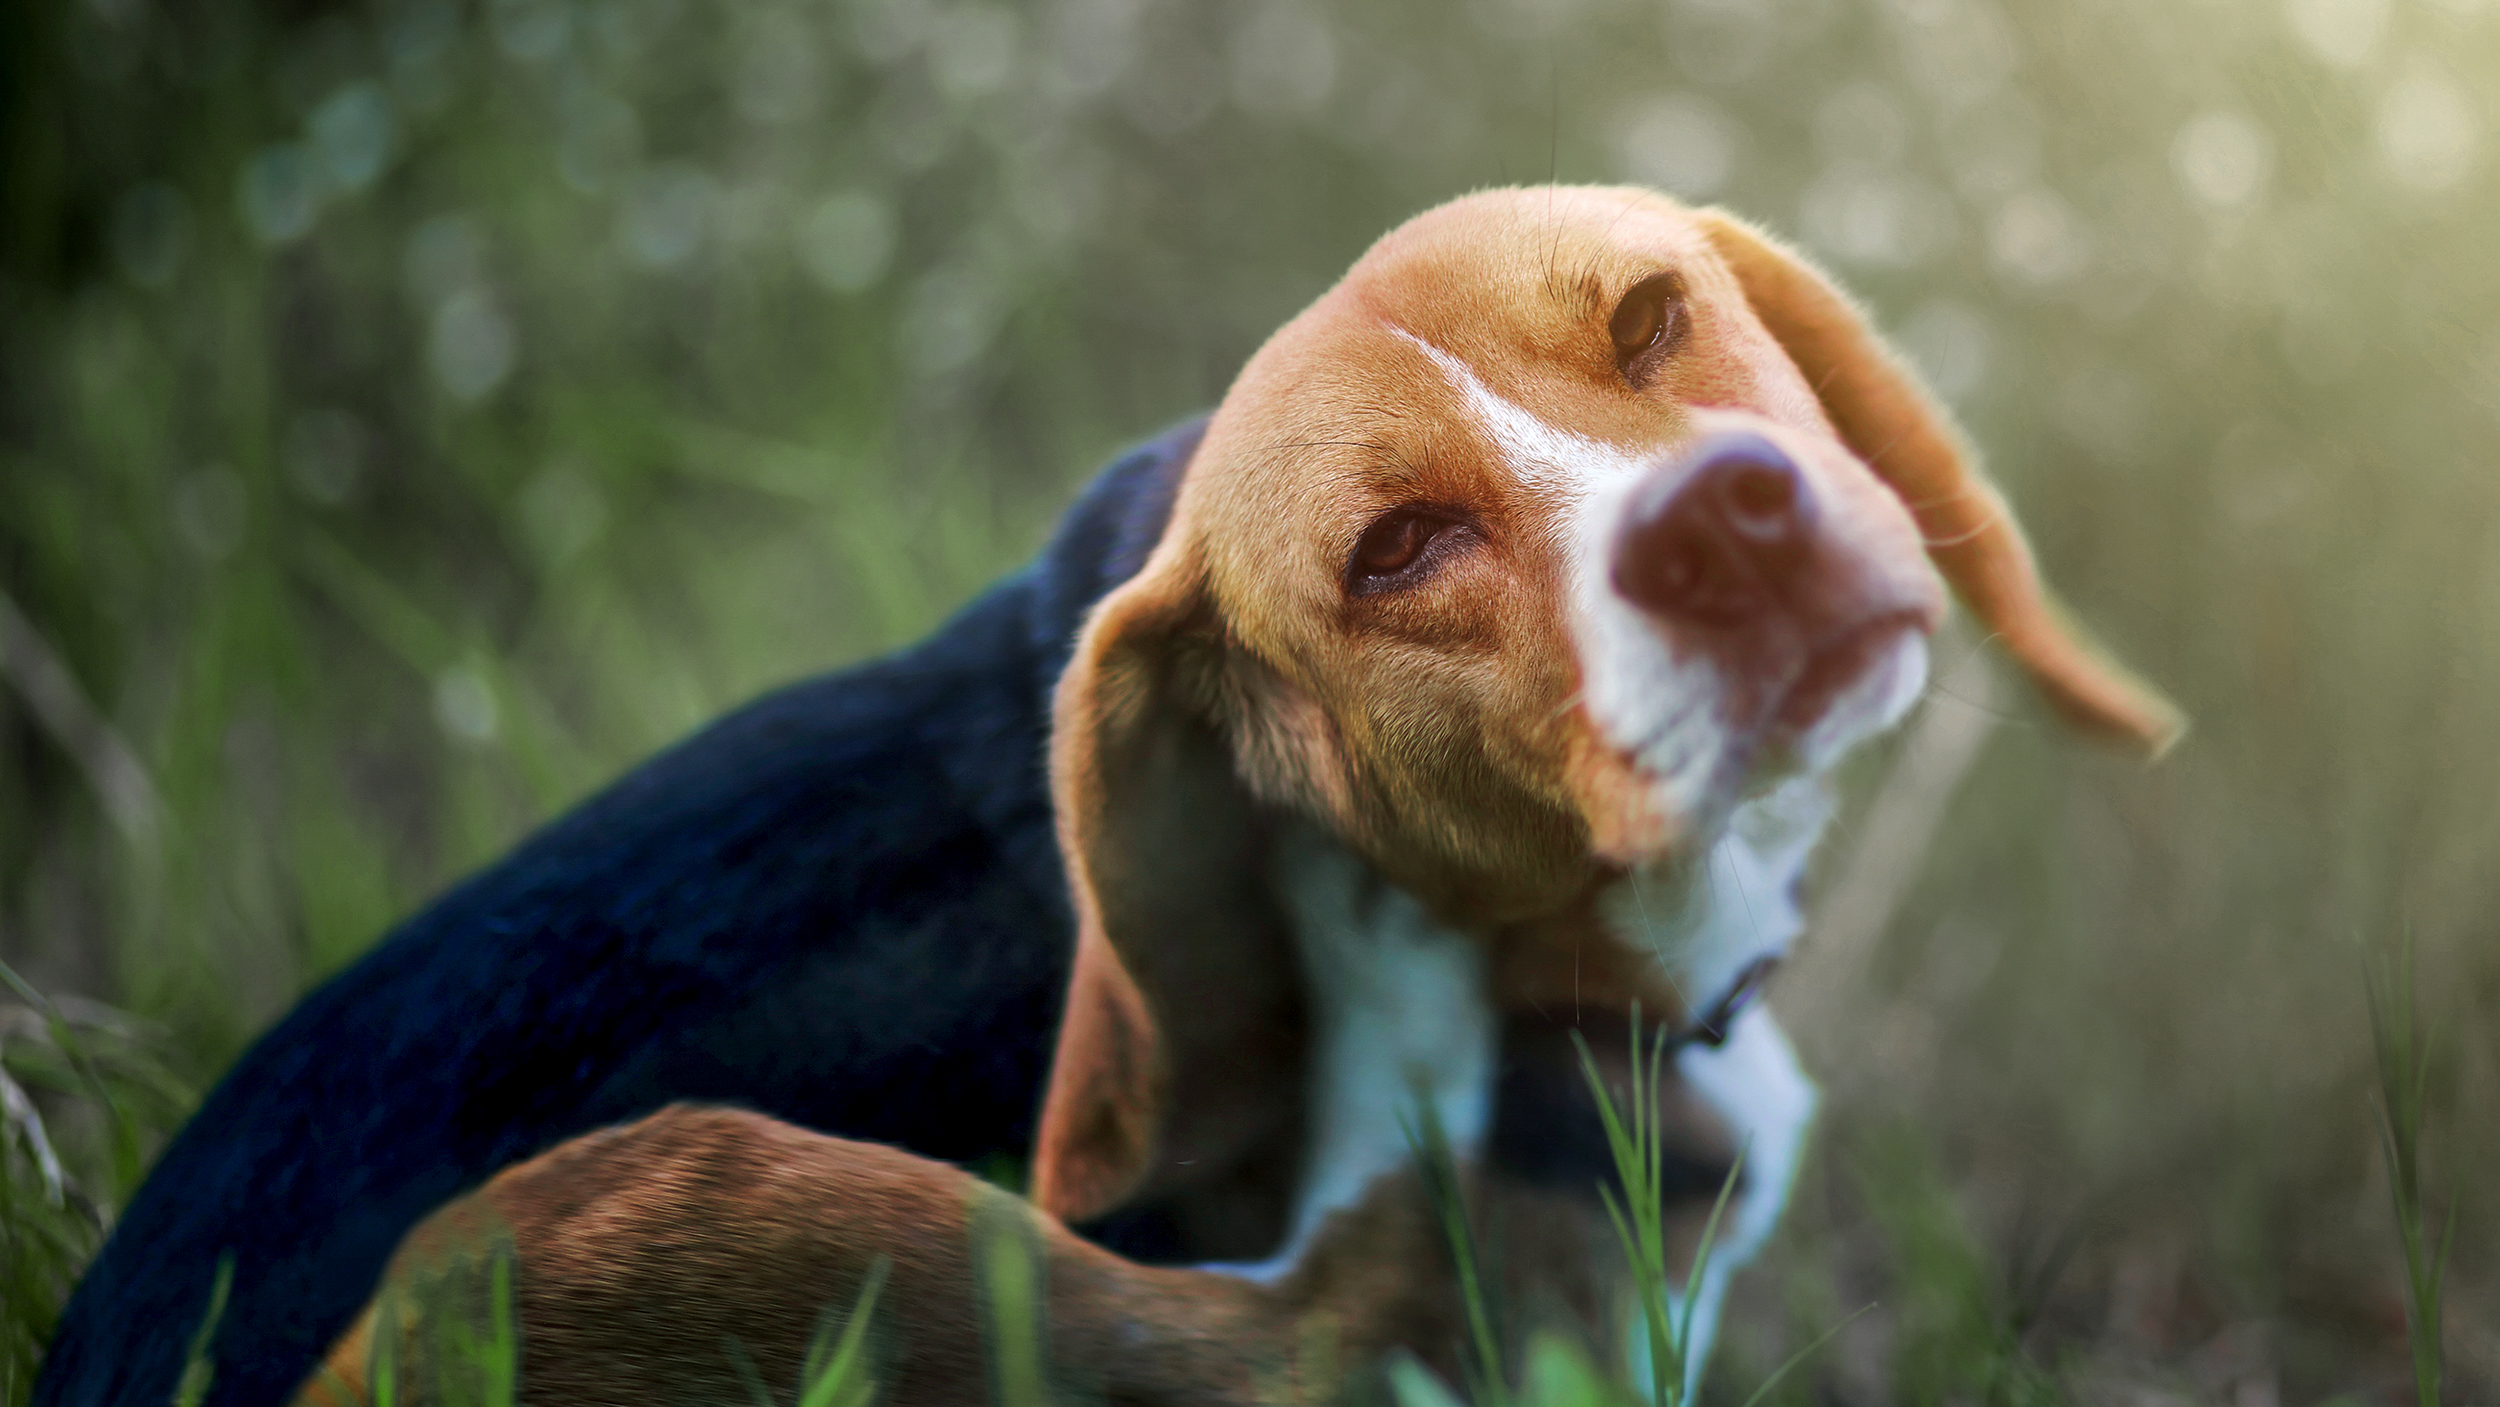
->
[238, 144, 323, 245]
[852, 0, 937, 67]
[432, 667, 500, 742]
[521, 463, 609, 565]
[621, 166, 718, 269]
[1938, 93, 2041, 199]
[2377, 66, 2482, 192]
[174, 467, 249, 560]
[901, 268, 1004, 376]
[1888, 0, 2017, 112]
[2284, 0, 2388, 69]
[2173, 110, 2274, 211]
[385, 0, 461, 114]
[429, 288, 517, 401]
[927, 4, 1022, 101]
[736, 11, 829, 125]
[558, 88, 643, 194]
[1815, 82, 1912, 168]
[110, 182, 192, 288]
[284, 409, 370, 506]
[1039, 0, 1142, 99]
[1896, 298, 1996, 404]
[797, 189, 900, 293]
[493, 0, 572, 63]
[1988, 188, 2090, 287]
[1231, 0, 1337, 120]
[1801, 164, 1950, 268]
[310, 81, 398, 194]
[403, 214, 485, 309]
[1614, 94, 1740, 200]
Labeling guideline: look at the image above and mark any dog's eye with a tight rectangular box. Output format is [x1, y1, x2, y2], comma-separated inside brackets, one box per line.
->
[1609, 272, 1687, 384]
[1346, 509, 1458, 595]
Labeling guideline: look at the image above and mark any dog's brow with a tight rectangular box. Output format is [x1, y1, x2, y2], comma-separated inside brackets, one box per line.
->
[1388, 327, 1648, 491]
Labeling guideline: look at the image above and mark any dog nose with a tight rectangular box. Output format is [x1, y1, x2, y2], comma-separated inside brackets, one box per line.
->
[1613, 433, 1819, 627]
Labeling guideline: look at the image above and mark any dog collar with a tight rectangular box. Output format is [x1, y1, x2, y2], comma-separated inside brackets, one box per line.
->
[1671, 953, 1781, 1050]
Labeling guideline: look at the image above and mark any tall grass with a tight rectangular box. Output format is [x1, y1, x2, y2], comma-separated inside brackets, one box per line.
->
[2366, 936, 2452, 1407]
[0, 960, 191, 1400]
[1402, 1094, 1509, 1406]
[1394, 1010, 1855, 1407]
[1845, 1126, 2065, 1407]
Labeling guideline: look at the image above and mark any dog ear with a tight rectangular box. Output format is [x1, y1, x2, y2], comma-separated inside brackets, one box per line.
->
[1030, 519, 1304, 1228]
[1696, 207, 2186, 756]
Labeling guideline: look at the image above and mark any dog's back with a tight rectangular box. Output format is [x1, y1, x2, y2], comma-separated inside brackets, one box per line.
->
[34, 424, 1199, 1407]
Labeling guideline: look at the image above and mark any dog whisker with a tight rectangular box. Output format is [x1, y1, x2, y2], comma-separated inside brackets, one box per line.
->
[1920, 519, 1995, 549]
[1897, 480, 1985, 512]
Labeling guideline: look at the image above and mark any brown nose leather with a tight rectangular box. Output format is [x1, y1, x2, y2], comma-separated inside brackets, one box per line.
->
[1613, 432, 1819, 627]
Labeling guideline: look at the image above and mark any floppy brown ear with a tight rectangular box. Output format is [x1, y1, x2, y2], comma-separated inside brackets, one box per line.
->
[1696, 207, 2186, 756]
[1030, 524, 1305, 1229]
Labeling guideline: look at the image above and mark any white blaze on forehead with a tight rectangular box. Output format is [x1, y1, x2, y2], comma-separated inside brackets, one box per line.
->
[1391, 327, 1650, 496]
[1392, 324, 1729, 803]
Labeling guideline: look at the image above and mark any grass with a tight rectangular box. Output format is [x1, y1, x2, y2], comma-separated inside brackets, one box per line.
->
[1573, 1013, 1748, 1407]
[0, 959, 192, 1401]
[1391, 1008, 1860, 1407]
[2367, 935, 2453, 1407]
[4, 0, 2499, 1396]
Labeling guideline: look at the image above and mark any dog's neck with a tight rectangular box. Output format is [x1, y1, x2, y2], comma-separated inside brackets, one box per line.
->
[1218, 777, 1833, 1280]
[1598, 775, 1832, 1012]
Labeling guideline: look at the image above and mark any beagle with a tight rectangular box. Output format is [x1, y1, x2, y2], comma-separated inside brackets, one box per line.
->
[300, 185, 2177, 1403]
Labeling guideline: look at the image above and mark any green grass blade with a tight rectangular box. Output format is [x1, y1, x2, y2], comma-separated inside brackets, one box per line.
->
[1401, 1097, 1505, 1406]
[797, 1256, 890, 1407]
[1386, 1352, 1469, 1407]
[974, 1200, 1052, 1407]
[1670, 1143, 1747, 1389]
[1724, 1304, 1872, 1407]
[170, 1256, 235, 1407]
[719, 1336, 774, 1407]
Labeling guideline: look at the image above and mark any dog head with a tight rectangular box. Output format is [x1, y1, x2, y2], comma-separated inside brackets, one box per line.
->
[1032, 187, 2180, 1229]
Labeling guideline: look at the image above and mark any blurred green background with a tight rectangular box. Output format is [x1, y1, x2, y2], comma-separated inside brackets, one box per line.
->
[2, 0, 2495, 1397]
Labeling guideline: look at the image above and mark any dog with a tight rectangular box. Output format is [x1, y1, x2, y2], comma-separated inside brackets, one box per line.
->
[294, 186, 2179, 1403]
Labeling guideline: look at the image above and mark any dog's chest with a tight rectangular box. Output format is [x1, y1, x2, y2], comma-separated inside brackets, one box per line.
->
[1218, 821, 1496, 1277]
[1219, 784, 1833, 1280]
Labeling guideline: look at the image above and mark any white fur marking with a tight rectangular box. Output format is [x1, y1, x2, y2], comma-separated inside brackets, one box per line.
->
[1668, 1008, 1819, 1389]
[1795, 632, 1931, 774]
[1601, 778, 1828, 1003]
[1394, 328, 1651, 498]
[1201, 819, 1496, 1282]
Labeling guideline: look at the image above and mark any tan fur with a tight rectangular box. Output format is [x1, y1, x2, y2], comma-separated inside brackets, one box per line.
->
[1034, 186, 2179, 1227]
[297, 1028, 1707, 1406]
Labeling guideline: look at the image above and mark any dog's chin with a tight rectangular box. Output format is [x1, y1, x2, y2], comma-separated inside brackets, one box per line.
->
[1628, 623, 1931, 836]
[1764, 619, 1932, 777]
